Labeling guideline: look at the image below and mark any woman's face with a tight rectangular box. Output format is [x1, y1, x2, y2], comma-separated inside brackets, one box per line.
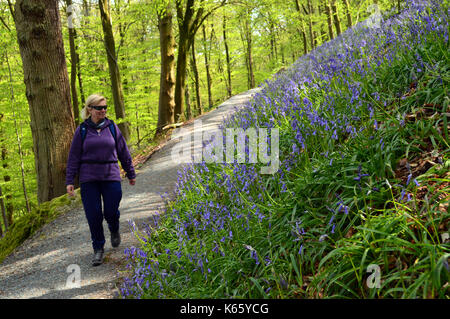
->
[89, 99, 107, 123]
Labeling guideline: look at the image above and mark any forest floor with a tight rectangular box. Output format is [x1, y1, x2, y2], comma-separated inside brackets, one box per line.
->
[0, 88, 261, 299]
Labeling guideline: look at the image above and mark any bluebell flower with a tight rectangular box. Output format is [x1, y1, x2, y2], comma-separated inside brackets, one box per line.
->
[406, 173, 412, 186]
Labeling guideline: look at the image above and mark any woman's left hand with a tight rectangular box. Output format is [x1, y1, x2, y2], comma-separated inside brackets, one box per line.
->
[129, 178, 136, 185]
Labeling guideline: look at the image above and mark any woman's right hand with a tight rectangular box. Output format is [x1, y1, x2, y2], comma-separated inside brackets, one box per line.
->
[67, 184, 75, 197]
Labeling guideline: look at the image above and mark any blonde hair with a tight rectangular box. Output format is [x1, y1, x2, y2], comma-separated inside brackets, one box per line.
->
[81, 94, 106, 120]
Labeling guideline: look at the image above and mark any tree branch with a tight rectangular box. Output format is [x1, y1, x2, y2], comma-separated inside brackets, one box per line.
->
[6, 0, 14, 22]
[302, 4, 309, 15]
[191, 0, 227, 39]
[0, 15, 11, 32]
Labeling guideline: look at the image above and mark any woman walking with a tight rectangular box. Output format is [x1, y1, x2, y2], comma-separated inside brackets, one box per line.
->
[66, 94, 136, 266]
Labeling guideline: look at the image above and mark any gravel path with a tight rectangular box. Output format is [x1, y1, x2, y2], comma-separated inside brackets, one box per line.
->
[0, 88, 260, 299]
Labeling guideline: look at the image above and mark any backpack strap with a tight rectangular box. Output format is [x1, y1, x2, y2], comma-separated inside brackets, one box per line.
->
[80, 122, 87, 156]
[108, 120, 119, 157]
[80, 122, 88, 143]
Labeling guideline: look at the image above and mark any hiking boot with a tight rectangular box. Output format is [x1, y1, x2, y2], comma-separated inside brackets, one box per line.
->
[111, 231, 121, 248]
[92, 249, 104, 267]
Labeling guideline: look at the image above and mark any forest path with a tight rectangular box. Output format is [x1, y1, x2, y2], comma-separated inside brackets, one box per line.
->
[0, 88, 260, 299]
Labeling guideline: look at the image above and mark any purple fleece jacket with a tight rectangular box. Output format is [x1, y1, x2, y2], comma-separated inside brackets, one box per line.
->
[66, 118, 136, 185]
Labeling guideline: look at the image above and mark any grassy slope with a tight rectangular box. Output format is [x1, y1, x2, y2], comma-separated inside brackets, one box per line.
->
[120, 0, 449, 299]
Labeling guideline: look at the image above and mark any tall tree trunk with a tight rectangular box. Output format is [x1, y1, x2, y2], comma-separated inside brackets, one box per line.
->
[301, 23, 308, 54]
[342, 0, 352, 29]
[174, 0, 226, 122]
[174, 31, 189, 122]
[156, 4, 175, 134]
[66, 0, 80, 126]
[306, 0, 314, 50]
[98, 0, 130, 141]
[269, 21, 275, 61]
[116, 0, 128, 97]
[202, 23, 212, 110]
[174, 0, 196, 122]
[308, 0, 318, 48]
[78, 0, 91, 106]
[185, 82, 192, 120]
[14, 0, 76, 203]
[324, 0, 334, 40]
[82, 0, 89, 16]
[331, 0, 341, 36]
[240, 30, 250, 88]
[294, 0, 308, 54]
[223, 15, 232, 97]
[317, 2, 327, 44]
[242, 11, 255, 89]
[190, 37, 201, 117]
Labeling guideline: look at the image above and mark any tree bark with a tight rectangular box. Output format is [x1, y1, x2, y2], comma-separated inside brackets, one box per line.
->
[174, 0, 226, 122]
[294, 0, 308, 54]
[223, 15, 232, 97]
[14, 0, 76, 203]
[240, 30, 250, 88]
[202, 23, 212, 110]
[241, 9, 255, 89]
[301, 23, 308, 54]
[98, 0, 130, 141]
[307, 0, 315, 50]
[309, 0, 318, 48]
[174, 30, 189, 122]
[317, 1, 327, 44]
[115, 0, 128, 96]
[156, 4, 175, 134]
[331, 0, 341, 36]
[174, 0, 196, 122]
[78, 0, 91, 106]
[185, 82, 192, 120]
[269, 21, 275, 61]
[191, 39, 202, 119]
[342, 0, 352, 29]
[65, 0, 80, 126]
[324, 0, 334, 40]
[247, 30, 255, 88]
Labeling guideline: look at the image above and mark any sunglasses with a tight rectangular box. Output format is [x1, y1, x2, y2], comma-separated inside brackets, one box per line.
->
[89, 105, 108, 110]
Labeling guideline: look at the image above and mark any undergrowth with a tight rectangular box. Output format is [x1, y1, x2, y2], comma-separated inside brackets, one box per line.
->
[120, 0, 449, 299]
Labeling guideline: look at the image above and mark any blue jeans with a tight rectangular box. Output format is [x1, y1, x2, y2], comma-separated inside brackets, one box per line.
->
[80, 181, 122, 251]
